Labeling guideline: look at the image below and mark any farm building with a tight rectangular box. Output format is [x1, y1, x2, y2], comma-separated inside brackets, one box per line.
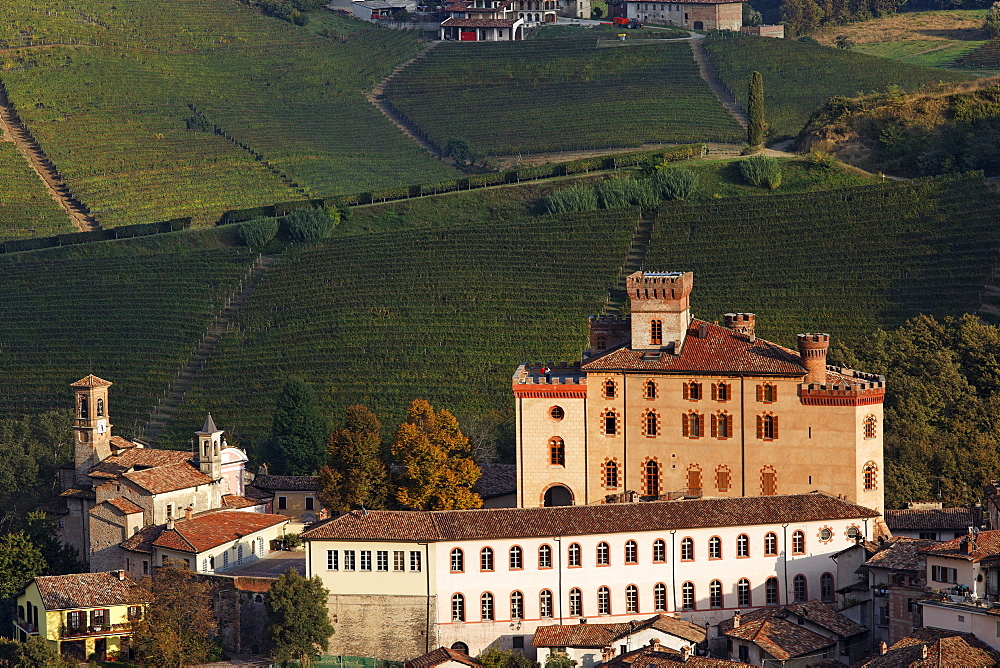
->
[350, 0, 416, 20]
[440, 0, 531, 40]
[621, 0, 743, 31]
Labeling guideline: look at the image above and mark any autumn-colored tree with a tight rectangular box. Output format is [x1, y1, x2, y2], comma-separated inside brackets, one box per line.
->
[392, 399, 482, 510]
[318, 405, 389, 511]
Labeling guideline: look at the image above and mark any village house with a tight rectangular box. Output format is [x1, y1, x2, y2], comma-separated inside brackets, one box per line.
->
[857, 627, 1000, 667]
[619, 0, 742, 31]
[515, 271, 885, 513]
[247, 474, 326, 523]
[439, 0, 527, 41]
[13, 570, 148, 662]
[860, 537, 937, 647]
[884, 503, 986, 542]
[301, 492, 882, 661]
[600, 640, 753, 667]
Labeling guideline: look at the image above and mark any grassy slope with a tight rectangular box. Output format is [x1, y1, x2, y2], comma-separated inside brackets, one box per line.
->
[703, 35, 969, 138]
[0, 0, 457, 228]
[854, 40, 986, 69]
[0, 141, 73, 241]
[383, 37, 743, 156]
[644, 175, 999, 347]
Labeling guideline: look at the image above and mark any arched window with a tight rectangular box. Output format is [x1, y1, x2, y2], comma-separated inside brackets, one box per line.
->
[709, 536, 722, 560]
[626, 584, 639, 613]
[680, 537, 694, 561]
[509, 545, 523, 570]
[737, 578, 751, 607]
[79, 396, 89, 420]
[792, 530, 805, 555]
[712, 382, 730, 402]
[793, 574, 808, 602]
[644, 460, 660, 497]
[710, 579, 723, 608]
[821, 573, 835, 602]
[765, 577, 779, 606]
[237, 544, 243, 565]
[481, 592, 494, 620]
[683, 381, 702, 400]
[257, 536, 263, 556]
[758, 383, 777, 403]
[650, 319, 663, 345]
[452, 642, 470, 654]
[764, 532, 778, 556]
[682, 412, 704, 438]
[716, 465, 732, 492]
[864, 414, 877, 439]
[568, 542, 581, 567]
[450, 548, 464, 573]
[597, 542, 610, 565]
[451, 593, 465, 622]
[687, 465, 702, 493]
[625, 540, 637, 564]
[644, 410, 659, 437]
[549, 437, 565, 466]
[654, 583, 667, 611]
[758, 414, 778, 440]
[539, 589, 553, 618]
[603, 410, 618, 436]
[643, 379, 657, 399]
[598, 586, 611, 615]
[863, 461, 878, 491]
[761, 466, 777, 496]
[603, 379, 616, 399]
[653, 539, 666, 563]
[97, 398, 105, 417]
[480, 547, 493, 572]
[712, 412, 733, 439]
[510, 591, 523, 619]
[569, 587, 583, 616]
[681, 582, 695, 610]
[603, 460, 619, 489]
[538, 544, 552, 568]
[737, 533, 749, 558]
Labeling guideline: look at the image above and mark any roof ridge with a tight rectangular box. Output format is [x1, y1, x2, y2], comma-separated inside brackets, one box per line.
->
[171, 525, 199, 553]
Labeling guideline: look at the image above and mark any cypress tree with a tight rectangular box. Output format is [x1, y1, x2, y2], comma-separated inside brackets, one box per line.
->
[747, 71, 765, 147]
[269, 377, 328, 475]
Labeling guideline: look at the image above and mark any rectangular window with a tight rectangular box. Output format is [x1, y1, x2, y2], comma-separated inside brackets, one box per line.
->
[90, 608, 107, 626]
[327, 550, 338, 570]
[305, 497, 315, 511]
[376, 550, 388, 572]
[920, 532, 937, 540]
[410, 550, 422, 572]
[278, 496, 287, 510]
[344, 550, 356, 571]
[128, 605, 143, 621]
[361, 551, 372, 571]
[67, 611, 84, 630]
[166, 504, 173, 518]
[142, 560, 149, 575]
[394, 551, 405, 572]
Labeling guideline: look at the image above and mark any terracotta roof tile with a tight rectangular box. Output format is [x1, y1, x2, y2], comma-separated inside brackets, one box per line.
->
[863, 537, 938, 571]
[475, 463, 516, 499]
[70, 374, 112, 388]
[251, 475, 318, 492]
[717, 602, 865, 639]
[405, 647, 480, 668]
[222, 494, 263, 509]
[123, 462, 214, 494]
[859, 628, 1000, 667]
[885, 507, 983, 531]
[58, 487, 96, 500]
[724, 617, 834, 660]
[34, 571, 147, 610]
[441, 17, 517, 26]
[920, 529, 1000, 562]
[244, 485, 274, 501]
[105, 496, 144, 515]
[533, 615, 706, 648]
[602, 646, 753, 667]
[302, 493, 879, 542]
[121, 524, 165, 554]
[151, 511, 288, 554]
[90, 448, 193, 480]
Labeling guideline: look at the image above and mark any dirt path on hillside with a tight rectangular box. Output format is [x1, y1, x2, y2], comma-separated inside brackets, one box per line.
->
[690, 36, 748, 130]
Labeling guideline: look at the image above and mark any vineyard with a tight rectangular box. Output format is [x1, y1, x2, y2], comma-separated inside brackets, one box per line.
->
[0, 231, 257, 434]
[0, 0, 457, 228]
[156, 209, 638, 447]
[382, 37, 744, 156]
[702, 34, 970, 139]
[0, 141, 73, 241]
[959, 40, 1000, 69]
[644, 175, 1000, 347]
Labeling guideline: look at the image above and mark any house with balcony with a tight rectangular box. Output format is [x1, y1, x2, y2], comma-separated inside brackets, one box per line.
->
[439, 0, 526, 40]
[13, 570, 148, 662]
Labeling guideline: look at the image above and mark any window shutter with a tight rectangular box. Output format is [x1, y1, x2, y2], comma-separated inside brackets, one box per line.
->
[727, 414, 734, 438]
[711, 414, 718, 438]
[711, 383, 718, 401]
[683, 383, 690, 400]
[772, 385, 778, 401]
[698, 413, 705, 437]
[756, 384, 763, 402]
[756, 415, 763, 439]
[682, 414, 689, 437]
[773, 416, 779, 439]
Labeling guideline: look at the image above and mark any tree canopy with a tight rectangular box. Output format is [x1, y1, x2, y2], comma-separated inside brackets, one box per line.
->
[0, 532, 45, 601]
[269, 377, 329, 475]
[747, 71, 765, 147]
[266, 568, 335, 667]
[318, 405, 389, 511]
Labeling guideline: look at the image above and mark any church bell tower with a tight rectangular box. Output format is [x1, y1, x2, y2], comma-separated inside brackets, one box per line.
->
[195, 414, 223, 480]
[71, 375, 114, 486]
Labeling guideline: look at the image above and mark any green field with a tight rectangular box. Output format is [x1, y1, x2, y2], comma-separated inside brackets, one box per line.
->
[0, 0, 457, 228]
[644, 175, 1000, 347]
[854, 39, 987, 69]
[0, 141, 73, 241]
[703, 34, 970, 139]
[383, 37, 744, 156]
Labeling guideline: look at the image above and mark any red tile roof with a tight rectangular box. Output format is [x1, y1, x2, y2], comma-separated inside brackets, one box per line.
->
[859, 628, 1000, 667]
[885, 507, 983, 531]
[120, 524, 165, 554]
[34, 571, 147, 610]
[718, 602, 865, 639]
[863, 537, 938, 571]
[920, 530, 1000, 562]
[71, 374, 112, 388]
[405, 647, 480, 668]
[441, 17, 517, 26]
[123, 462, 214, 494]
[724, 616, 834, 660]
[90, 447, 193, 480]
[603, 645, 753, 667]
[250, 475, 318, 492]
[302, 493, 879, 542]
[151, 511, 288, 554]
[222, 494, 263, 509]
[533, 615, 706, 648]
[105, 496, 144, 515]
[624, 0, 744, 4]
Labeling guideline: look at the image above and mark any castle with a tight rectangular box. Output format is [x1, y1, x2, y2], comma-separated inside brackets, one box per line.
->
[513, 271, 885, 512]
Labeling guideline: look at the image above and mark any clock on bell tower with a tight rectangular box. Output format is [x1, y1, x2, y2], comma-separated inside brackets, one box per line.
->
[70, 375, 114, 486]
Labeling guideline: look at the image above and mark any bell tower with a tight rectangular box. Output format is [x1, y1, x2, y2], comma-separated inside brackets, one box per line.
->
[195, 414, 223, 480]
[627, 271, 694, 353]
[71, 375, 114, 486]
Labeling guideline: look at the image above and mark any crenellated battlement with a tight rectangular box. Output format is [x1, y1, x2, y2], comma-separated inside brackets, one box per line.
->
[799, 367, 886, 406]
[512, 362, 587, 397]
[588, 315, 630, 325]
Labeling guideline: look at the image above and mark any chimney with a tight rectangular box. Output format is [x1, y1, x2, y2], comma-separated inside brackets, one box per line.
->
[963, 537, 975, 554]
[921, 645, 928, 660]
[733, 611, 741, 628]
[166, 516, 175, 531]
[184, 506, 193, 521]
[679, 645, 689, 662]
[879, 641, 888, 655]
[724, 313, 756, 341]
[797, 333, 830, 385]
[116, 569, 126, 581]
[602, 647, 615, 662]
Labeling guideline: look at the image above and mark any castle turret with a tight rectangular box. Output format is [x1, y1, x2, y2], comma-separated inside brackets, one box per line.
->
[724, 313, 756, 341]
[71, 375, 114, 486]
[626, 271, 693, 353]
[195, 413, 223, 480]
[797, 333, 830, 385]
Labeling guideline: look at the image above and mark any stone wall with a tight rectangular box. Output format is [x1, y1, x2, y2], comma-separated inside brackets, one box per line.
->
[325, 593, 436, 661]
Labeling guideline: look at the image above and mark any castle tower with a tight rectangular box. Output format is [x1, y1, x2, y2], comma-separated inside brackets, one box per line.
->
[195, 413, 223, 480]
[797, 333, 830, 385]
[626, 271, 694, 353]
[724, 313, 756, 340]
[71, 375, 114, 486]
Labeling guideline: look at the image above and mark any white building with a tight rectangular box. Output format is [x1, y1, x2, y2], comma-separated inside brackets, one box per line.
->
[302, 492, 882, 660]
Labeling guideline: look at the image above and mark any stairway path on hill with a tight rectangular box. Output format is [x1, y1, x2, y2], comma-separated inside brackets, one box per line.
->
[0, 79, 100, 232]
[605, 209, 657, 314]
[689, 37, 748, 131]
[367, 41, 453, 162]
[138, 254, 281, 445]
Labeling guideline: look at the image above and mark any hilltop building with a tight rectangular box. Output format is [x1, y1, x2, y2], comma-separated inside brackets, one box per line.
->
[619, 0, 743, 31]
[513, 271, 885, 513]
[439, 0, 528, 41]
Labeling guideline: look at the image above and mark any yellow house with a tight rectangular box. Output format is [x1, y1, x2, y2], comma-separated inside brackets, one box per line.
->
[13, 570, 148, 662]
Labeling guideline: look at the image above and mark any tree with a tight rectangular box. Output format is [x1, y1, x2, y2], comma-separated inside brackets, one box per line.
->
[25, 511, 84, 575]
[392, 399, 483, 510]
[266, 568, 335, 666]
[545, 652, 578, 668]
[15, 635, 66, 667]
[985, 1, 1000, 36]
[0, 532, 45, 601]
[747, 71, 765, 147]
[478, 647, 535, 668]
[269, 377, 329, 475]
[285, 207, 338, 243]
[129, 560, 219, 668]
[318, 405, 389, 512]
[444, 137, 474, 164]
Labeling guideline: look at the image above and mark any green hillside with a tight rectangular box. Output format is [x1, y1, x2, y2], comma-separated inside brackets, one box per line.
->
[644, 175, 999, 346]
[382, 38, 744, 156]
[703, 34, 970, 139]
[0, 0, 457, 228]
[0, 142, 73, 241]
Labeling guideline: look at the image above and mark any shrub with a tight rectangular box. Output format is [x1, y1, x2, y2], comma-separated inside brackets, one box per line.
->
[238, 217, 280, 248]
[986, 2, 1000, 38]
[285, 207, 338, 242]
[807, 150, 837, 170]
[596, 176, 658, 210]
[739, 154, 783, 189]
[797, 35, 819, 44]
[544, 184, 598, 214]
[653, 168, 699, 200]
[185, 113, 213, 133]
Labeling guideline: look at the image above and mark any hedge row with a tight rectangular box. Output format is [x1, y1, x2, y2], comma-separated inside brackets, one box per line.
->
[0, 218, 192, 254]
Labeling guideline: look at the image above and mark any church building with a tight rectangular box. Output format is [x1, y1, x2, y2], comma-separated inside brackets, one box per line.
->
[513, 271, 885, 512]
